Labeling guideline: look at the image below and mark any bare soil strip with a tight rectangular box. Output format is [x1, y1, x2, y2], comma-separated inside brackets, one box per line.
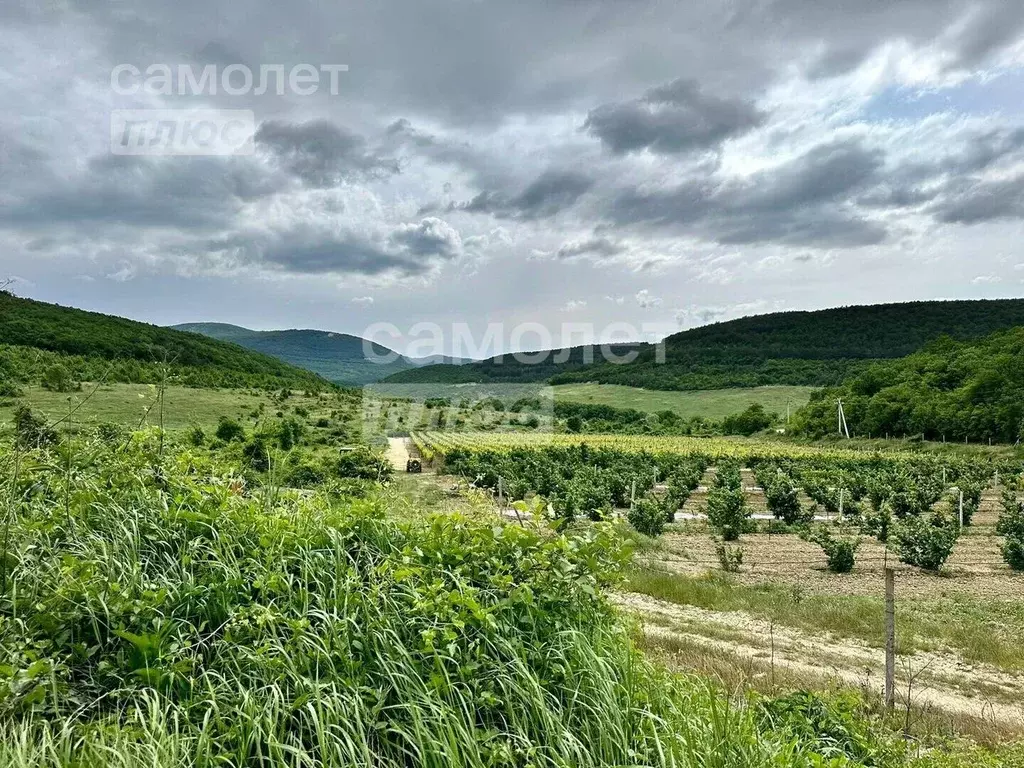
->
[616, 592, 1024, 730]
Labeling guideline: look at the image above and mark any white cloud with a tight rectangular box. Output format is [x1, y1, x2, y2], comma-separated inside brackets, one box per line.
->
[636, 289, 662, 309]
[351, 296, 375, 305]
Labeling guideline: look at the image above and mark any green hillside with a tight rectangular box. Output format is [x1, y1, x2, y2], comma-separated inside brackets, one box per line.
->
[0, 292, 327, 389]
[794, 326, 1024, 443]
[387, 299, 1024, 391]
[172, 323, 464, 385]
[383, 343, 643, 384]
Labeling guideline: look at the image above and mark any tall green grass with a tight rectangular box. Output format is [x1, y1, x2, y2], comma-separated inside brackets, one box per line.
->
[0, 429, 1019, 766]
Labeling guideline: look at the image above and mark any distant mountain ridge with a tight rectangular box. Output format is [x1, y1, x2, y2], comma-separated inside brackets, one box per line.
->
[172, 323, 468, 385]
[383, 299, 1024, 391]
[0, 293, 327, 389]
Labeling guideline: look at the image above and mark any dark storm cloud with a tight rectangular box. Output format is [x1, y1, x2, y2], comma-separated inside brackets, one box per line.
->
[584, 79, 765, 155]
[449, 170, 595, 220]
[255, 120, 399, 188]
[948, 2, 1024, 69]
[203, 216, 462, 278]
[931, 175, 1024, 224]
[208, 226, 453, 278]
[0, 154, 285, 231]
[606, 139, 888, 247]
[263, 236, 425, 276]
[730, 141, 885, 212]
[511, 170, 595, 218]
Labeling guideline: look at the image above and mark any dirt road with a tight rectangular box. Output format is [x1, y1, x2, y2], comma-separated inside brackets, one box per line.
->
[386, 437, 411, 471]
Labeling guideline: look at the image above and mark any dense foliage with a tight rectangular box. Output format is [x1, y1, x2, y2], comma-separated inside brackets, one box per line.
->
[891, 512, 960, 571]
[794, 328, 1024, 444]
[998, 490, 1024, 571]
[441, 444, 707, 525]
[421, 432, 1016, 572]
[553, 400, 779, 437]
[388, 299, 1024, 391]
[0, 430, 975, 767]
[0, 293, 326, 389]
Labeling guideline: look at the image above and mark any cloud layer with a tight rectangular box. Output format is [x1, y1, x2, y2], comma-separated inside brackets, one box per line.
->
[3, 0, 1024, 346]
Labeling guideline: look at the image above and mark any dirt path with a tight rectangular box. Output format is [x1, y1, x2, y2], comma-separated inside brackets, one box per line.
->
[386, 437, 411, 471]
[616, 592, 1024, 730]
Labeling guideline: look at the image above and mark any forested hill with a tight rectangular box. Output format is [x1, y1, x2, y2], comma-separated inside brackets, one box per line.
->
[172, 323, 465, 385]
[386, 299, 1024, 390]
[382, 343, 645, 384]
[793, 327, 1024, 443]
[0, 292, 328, 389]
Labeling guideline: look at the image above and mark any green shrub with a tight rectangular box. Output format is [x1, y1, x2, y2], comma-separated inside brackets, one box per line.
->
[187, 425, 206, 446]
[336, 446, 391, 481]
[1003, 537, 1024, 572]
[95, 422, 125, 446]
[284, 462, 327, 488]
[764, 474, 807, 525]
[862, 502, 894, 543]
[40, 364, 78, 393]
[215, 416, 245, 443]
[277, 417, 305, 450]
[713, 461, 743, 490]
[628, 494, 667, 537]
[715, 541, 744, 572]
[12, 406, 57, 448]
[241, 435, 271, 472]
[720, 403, 774, 436]
[705, 485, 749, 541]
[0, 378, 23, 397]
[802, 525, 860, 573]
[557, 467, 613, 522]
[892, 512, 960, 571]
[997, 490, 1024, 571]
[949, 480, 983, 526]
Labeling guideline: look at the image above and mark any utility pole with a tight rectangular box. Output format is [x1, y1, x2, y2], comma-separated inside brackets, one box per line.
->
[837, 399, 851, 439]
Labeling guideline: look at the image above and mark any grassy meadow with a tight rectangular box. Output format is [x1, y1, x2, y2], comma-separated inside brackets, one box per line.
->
[0, 383, 282, 431]
[552, 383, 814, 419]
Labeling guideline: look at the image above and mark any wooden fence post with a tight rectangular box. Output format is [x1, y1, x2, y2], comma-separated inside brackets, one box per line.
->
[884, 568, 895, 713]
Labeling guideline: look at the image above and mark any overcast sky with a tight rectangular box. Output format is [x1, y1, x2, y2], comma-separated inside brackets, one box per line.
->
[3, 0, 1024, 355]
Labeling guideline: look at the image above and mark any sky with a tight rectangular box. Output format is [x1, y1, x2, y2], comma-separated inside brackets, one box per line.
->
[3, 0, 1024, 356]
